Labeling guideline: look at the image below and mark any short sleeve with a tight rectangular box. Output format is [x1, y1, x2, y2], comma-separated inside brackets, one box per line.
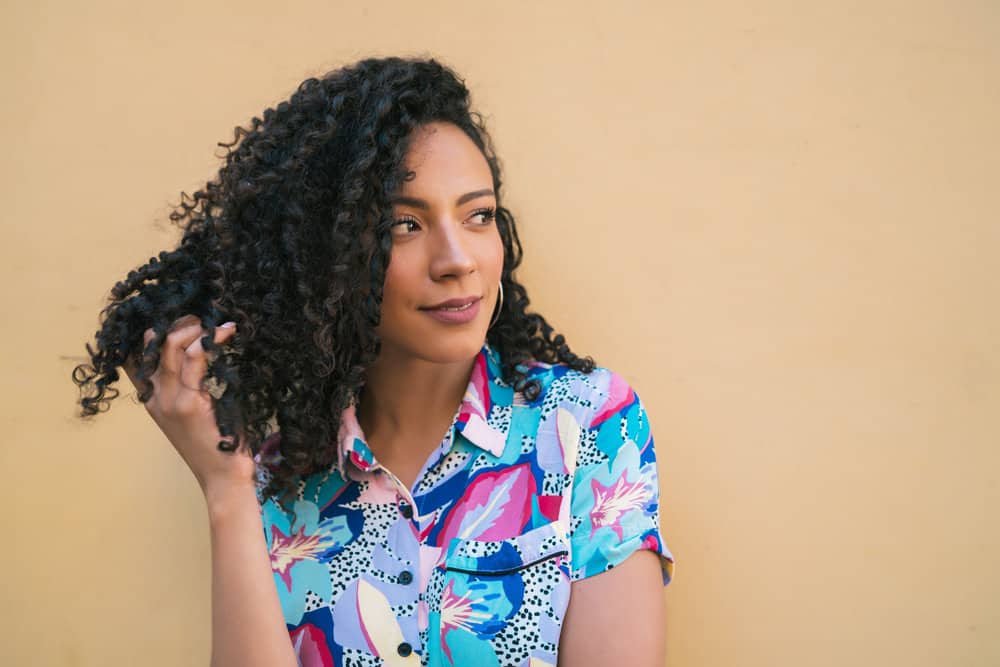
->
[568, 371, 675, 585]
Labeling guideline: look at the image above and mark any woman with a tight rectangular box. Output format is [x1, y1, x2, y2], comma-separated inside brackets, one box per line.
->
[73, 56, 674, 667]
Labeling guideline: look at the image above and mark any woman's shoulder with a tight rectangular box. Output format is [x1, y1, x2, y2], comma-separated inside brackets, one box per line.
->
[527, 361, 629, 390]
[523, 359, 644, 424]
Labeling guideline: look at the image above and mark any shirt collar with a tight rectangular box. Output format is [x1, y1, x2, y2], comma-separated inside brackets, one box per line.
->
[336, 342, 512, 478]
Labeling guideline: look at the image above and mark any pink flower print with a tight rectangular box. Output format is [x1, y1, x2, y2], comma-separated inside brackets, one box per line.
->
[439, 579, 492, 663]
[589, 474, 649, 542]
[269, 523, 337, 592]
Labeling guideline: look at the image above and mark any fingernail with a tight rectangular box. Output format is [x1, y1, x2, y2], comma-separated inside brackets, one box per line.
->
[221, 321, 236, 328]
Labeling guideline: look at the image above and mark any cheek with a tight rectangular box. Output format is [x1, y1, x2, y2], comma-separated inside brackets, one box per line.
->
[380, 266, 403, 310]
[381, 251, 419, 310]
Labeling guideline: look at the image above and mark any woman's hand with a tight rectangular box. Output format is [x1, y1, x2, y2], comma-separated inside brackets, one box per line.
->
[120, 314, 256, 502]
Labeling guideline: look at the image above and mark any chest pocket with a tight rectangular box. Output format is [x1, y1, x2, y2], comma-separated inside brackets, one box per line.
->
[425, 521, 571, 667]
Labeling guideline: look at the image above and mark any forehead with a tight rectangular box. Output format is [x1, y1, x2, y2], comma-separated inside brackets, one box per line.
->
[399, 122, 492, 195]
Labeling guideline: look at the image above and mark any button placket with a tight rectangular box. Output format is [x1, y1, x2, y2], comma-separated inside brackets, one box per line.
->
[381, 468, 419, 520]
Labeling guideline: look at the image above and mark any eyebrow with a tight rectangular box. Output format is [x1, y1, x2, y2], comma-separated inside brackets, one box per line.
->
[389, 188, 495, 210]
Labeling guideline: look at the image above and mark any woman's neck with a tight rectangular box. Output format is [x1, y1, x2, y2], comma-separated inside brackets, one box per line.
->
[356, 347, 476, 466]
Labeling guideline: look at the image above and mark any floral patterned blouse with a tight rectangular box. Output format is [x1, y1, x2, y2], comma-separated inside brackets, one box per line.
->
[254, 343, 674, 667]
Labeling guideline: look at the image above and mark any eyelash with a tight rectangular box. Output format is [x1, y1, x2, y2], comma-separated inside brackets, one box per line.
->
[393, 207, 496, 232]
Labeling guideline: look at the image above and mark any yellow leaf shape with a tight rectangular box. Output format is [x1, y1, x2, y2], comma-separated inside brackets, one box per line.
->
[555, 407, 581, 541]
[556, 407, 581, 476]
[357, 578, 421, 666]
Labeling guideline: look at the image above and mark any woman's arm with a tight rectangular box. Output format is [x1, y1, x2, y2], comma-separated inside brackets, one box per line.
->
[120, 316, 297, 667]
[558, 550, 667, 667]
[205, 482, 298, 667]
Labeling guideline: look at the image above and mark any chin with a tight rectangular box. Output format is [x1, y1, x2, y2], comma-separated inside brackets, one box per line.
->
[395, 328, 487, 365]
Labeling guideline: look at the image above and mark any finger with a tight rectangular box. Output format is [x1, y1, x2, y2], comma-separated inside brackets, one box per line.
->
[169, 314, 202, 332]
[178, 323, 238, 395]
[159, 318, 212, 378]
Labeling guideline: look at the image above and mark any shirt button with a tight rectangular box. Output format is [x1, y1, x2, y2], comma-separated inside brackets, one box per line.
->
[400, 503, 414, 519]
[397, 642, 413, 657]
[397, 570, 413, 585]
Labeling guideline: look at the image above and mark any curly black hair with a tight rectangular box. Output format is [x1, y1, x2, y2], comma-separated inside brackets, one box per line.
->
[72, 55, 595, 510]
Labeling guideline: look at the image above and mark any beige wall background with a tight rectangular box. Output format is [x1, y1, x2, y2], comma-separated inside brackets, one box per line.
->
[2, 1, 997, 665]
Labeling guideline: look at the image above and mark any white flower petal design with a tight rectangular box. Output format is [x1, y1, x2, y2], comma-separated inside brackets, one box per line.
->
[357, 578, 421, 665]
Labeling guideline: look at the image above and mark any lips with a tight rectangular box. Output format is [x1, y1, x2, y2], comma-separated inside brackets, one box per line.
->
[420, 296, 481, 310]
[419, 296, 482, 325]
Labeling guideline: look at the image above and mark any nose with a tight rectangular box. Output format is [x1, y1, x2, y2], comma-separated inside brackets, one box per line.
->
[429, 221, 476, 280]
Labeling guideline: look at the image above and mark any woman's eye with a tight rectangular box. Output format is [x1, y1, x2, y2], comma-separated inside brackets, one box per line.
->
[392, 218, 420, 234]
[469, 207, 496, 225]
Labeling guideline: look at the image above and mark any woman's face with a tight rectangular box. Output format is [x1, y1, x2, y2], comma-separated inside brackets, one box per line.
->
[374, 121, 504, 365]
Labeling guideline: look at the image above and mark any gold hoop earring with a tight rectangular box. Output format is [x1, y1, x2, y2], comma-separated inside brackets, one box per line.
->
[488, 283, 504, 329]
